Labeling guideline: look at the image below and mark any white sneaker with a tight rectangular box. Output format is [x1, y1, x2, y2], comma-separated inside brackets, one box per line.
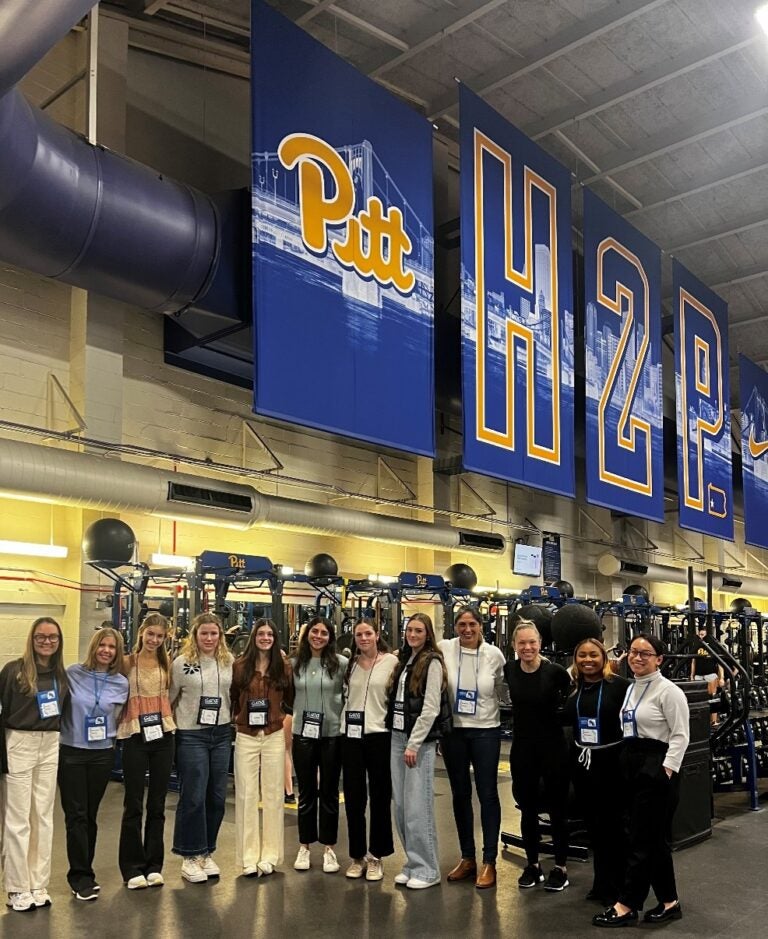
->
[257, 861, 274, 876]
[345, 859, 366, 879]
[322, 847, 340, 873]
[181, 857, 208, 883]
[126, 876, 148, 890]
[294, 846, 311, 871]
[146, 872, 165, 887]
[406, 876, 441, 889]
[242, 866, 260, 877]
[31, 889, 52, 907]
[7, 892, 35, 912]
[365, 857, 384, 882]
[201, 855, 220, 878]
[394, 871, 410, 885]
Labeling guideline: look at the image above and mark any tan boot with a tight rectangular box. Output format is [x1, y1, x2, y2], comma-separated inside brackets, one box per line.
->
[447, 858, 477, 882]
[475, 863, 496, 889]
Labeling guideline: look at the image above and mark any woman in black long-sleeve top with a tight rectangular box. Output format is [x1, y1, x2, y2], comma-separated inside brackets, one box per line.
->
[565, 638, 630, 906]
[504, 619, 571, 892]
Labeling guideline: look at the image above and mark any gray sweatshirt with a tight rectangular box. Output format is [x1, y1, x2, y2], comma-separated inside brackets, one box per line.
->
[170, 653, 233, 730]
[620, 670, 690, 773]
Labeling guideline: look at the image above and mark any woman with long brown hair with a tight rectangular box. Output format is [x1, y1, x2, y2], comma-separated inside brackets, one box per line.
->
[387, 613, 450, 889]
[0, 616, 69, 911]
[230, 618, 294, 877]
[117, 612, 176, 889]
[170, 612, 234, 883]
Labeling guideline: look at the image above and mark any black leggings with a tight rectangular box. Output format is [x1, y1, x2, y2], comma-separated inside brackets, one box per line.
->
[510, 736, 570, 867]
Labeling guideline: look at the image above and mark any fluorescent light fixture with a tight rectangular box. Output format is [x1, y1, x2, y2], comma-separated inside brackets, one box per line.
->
[151, 553, 195, 569]
[756, 3, 768, 34]
[279, 565, 294, 576]
[367, 574, 397, 584]
[0, 540, 68, 558]
[472, 585, 494, 594]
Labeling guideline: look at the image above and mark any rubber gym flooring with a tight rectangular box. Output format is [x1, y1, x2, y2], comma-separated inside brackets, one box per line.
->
[3, 761, 766, 938]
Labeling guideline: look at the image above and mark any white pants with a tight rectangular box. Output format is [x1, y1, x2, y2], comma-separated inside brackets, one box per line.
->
[234, 730, 285, 870]
[3, 730, 60, 893]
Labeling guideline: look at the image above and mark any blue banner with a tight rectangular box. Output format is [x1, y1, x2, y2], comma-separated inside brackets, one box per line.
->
[251, 1, 434, 456]
[673, 262, 733, 540]
[740, 355, 768, 549]
[459, 86, 574, 496]
[583, 189, 663, 521]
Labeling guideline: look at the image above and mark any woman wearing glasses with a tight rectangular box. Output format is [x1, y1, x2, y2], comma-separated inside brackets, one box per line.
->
[0, 617, 69, 911]
[593, 634, 689, 928]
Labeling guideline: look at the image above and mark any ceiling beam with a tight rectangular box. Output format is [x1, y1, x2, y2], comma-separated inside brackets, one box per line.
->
[426, 0, 668, 121]
[711, 262, 768, 291]
[666, 209, 768, 253]
[296, 0, 335, 26]
[729, 313, 768, 330]
[523, 33, 759, 141]
[577, 92, 768, 185]
[295, 1, 407, 51]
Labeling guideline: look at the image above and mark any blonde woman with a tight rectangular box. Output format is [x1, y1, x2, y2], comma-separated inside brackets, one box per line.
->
[117, 613, 176, 889]
[169, 613, 234, 883]
[58, 627, 129, 900]
[0, 617, 69, 912]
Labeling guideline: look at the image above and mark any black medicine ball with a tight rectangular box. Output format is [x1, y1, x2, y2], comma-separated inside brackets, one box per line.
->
[82, 518, 136, 567]
[551, 604, 602, 653]
[444, 563, 477, 591]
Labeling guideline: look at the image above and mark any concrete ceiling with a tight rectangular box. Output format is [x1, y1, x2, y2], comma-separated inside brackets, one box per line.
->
[112, 0, 768, 408]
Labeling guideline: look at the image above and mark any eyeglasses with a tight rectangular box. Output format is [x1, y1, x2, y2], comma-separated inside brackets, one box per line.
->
[628, 650, 657, 661]
[33, 635, 60, 645]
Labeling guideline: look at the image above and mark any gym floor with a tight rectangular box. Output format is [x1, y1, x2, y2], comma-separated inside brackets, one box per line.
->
[3, 762, 766, 938]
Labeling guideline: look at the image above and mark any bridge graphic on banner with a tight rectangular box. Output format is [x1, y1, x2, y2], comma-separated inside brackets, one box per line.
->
[252, 139, 433, 320]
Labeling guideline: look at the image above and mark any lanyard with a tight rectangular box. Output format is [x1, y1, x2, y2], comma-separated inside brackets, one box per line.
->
[134, 659, 163, 717]
[457, 645, 479, 692]
[302, 660, 325, 714]
[576, 680, 603, 727]
[200, 658, 221, 698]
[91, 671, 110, 715]
[349, 653, 380, 714]
[622, 678, 652, 717]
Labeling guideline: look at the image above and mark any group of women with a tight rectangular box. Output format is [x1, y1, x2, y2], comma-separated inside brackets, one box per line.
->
[0, 606, 690, 929]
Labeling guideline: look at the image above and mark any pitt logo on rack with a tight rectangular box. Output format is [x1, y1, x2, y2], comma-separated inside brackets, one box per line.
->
[277, 133, 414, 295]
[473, 129, 560, 463]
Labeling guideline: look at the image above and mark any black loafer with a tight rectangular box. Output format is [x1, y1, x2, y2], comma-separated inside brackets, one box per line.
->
[644, 902, 682, 924]
[593, 908, 638, 928]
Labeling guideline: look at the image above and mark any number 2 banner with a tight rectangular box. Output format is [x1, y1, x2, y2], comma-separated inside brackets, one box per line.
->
[584, 190, 663, 522]
[673, 261, 733, 540]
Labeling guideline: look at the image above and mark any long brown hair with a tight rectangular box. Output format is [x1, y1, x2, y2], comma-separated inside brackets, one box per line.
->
[390, 613, 447, 694]
[344, 618, 390, 685]
[82, 627, 125, 676]
[236, 618, 288, 690]
[294, 615, 340, 679]
[17, 617, 67, 695]
[132, 612, 170, 680]
[180, 613, 233, 667]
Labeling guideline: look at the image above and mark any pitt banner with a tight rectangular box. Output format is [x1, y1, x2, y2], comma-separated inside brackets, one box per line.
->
[583, 190, 663, 521]
[739, 355, 768, 549]
[251, 2, 435, 456]
[673, 262, 733, 540]
[460, 87, 574, 496]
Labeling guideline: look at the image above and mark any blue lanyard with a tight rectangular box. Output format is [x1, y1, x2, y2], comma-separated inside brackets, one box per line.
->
[576, 680, 603, 725]
[91, 671, 109, 713]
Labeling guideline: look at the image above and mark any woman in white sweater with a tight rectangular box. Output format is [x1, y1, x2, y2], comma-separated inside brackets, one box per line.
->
[593, 634, 689, 929]
[438, 606, 508, 890]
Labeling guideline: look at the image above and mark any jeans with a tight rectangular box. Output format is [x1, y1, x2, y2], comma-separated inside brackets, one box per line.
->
[342, 732, 394, 860]
[292, 735, 342, 846]
[3, 730, 60, 893]
[440, 726, 501, 863]
[58, 744, 115, 890]
[234, 730, 285, 870]
[173, 726, 231, 857]
[390, 731, 439, 882]
[118, 732, 175, 880]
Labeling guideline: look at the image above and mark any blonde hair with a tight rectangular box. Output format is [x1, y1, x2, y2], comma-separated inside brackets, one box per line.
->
[83, 627, 125, 675]
[17, 617, 67, 695]
[132, 612, 170, 679]
[180, 613, 233, 667]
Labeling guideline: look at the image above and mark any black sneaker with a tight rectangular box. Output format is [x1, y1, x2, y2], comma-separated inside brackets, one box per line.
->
[72, 885, 99, 902]
[518, 864, 544, 888]
[544, 867, 569, 891]
[284, 793, 297, 804]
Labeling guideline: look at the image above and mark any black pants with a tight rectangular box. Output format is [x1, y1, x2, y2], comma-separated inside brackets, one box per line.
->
[57, 744, 115, 891]
[342, 732, 394, 860]
[572, 745, 627, 901]
[118, 732, 175, 880]
[618, 742, 680, 911]
[441, 727, 501, 863]
[293, 734, 342, 846]
[510, 736, 569, 867]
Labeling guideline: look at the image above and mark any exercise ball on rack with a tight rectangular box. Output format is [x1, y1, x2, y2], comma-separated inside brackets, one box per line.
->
[552, 579, 574, 598]
[444, 563, 478, 591]
[730, 597, 752, 614]
[82, 518, 136, 568]
[158, 599, 174, 618]
[624, 584, 649, 600]
[551, 604, 602, 653]
[304, 553, 338, 579]
[510, 604, 553, 648]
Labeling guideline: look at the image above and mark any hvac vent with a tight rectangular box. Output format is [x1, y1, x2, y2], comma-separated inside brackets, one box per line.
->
[168, 482, 253, 513]
[457, 531, 505, 552]
[620, 561, 649, 575]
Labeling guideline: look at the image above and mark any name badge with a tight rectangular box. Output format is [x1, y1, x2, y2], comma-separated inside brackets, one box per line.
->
[345, 710, 364, 739]
[85, 714, 107, 742]
[139, 712, 163, 743]
[456, 688, 477, 716]
[578, 716, 599, 745]
[393, 700, 405, 731]
[198, 695, 222, 726]
[248, 698, 269, 727]
[37, 688, 60, 720]
[622, 709, 636, 739]
[302, 710, 323, 740]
